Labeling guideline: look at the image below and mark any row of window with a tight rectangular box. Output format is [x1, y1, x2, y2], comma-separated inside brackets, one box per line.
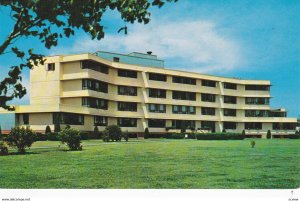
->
[78, 60, 269, 91]
[80, 82, 270, 105]
[81, 99, 285, 117]
[23, 113, 295, 130]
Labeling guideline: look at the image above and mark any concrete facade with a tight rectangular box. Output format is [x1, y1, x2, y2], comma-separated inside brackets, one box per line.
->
[0, 51, 297, 135]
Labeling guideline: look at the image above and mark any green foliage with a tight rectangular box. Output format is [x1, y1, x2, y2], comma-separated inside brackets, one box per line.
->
[58, 128, 82, 151]
[0, 0, 177, 110]
[144, 127, 149, 139]
[4, 127, 36, 153]
[251, 140, 256, 148]
[0, 141, 8, 156]
[45, 125, 51, 134]
[196, 133, 245, 140]
[222, 129, 226, 133]
[35, 132, 47, 141]
[46, 133, 59, 141]
[289, 134, 300, 139]
[267, 130, 272, 139]
[65, 125, 71, 129]
[103, 125, 122, 142]
[242, 130, 246, 136]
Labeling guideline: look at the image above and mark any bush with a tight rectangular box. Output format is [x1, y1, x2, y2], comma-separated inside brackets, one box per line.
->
[288, 134, 300, 139]
[35, 132, 48, 141]
[251, 140, 256, 148]
[65, 125, 71, 129]
[45, 125, 51, 134]
[165, 133, 185, 139]
[267, 130, 272, 139]
[104, 125, 122, 142]
[59, 128, 82, 151]
[123, 131, 129, 142]
[0, 141, 8, 156]
[196, 133, 244, 140]
[144, 128, 149, 139]
[47, 132, 60, 141]
[242, 130, 246, 136]
[222, 129, 226, 133]
[4, 127, 36, 154]
[187, 133, 196, 139]
[102, 130, 110, 142]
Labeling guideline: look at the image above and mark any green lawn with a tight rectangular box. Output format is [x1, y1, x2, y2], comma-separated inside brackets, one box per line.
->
[0, 139, 299, 189]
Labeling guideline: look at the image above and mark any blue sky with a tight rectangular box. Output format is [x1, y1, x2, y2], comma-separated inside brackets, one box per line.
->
[0, 0, 299, 117]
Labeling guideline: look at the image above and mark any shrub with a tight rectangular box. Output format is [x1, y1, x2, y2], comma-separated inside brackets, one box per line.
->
[289, 134, 300, 139]
[47, 132, 60, 141]
[0, 141, 8, 156]
[65, 125, 71, 129]
[123, 131, 129, 142]
[222, 129, 226, 133]
[165, 133, 185, 139]
[45, 125, 51, 134]
[242, 130, 246, 136]
[196, 133, 245, 140]
[267, 130, 272, 139]
[144, 128, 149, 139]
[4, 127, 36, 154]
[251, 140, 256, 148]
[35, 132, 48, 141]
[102, 130, 110, 142]
[104, 125, 122, 142]
[54, 123, 61, 133]
[187, 133, 196, 139]
[59, 128, 82, 151]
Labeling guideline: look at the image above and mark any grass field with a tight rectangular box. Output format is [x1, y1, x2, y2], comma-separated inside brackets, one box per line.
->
[0, 139, 299, 189]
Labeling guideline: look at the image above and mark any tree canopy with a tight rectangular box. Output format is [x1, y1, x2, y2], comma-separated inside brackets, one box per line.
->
[0, 0, 177, 110]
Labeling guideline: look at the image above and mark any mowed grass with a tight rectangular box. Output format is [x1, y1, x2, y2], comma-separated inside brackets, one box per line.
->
[0, 139, 299, 189]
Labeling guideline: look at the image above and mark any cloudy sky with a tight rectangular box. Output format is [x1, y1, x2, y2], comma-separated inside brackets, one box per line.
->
[0, 0, 299, 117]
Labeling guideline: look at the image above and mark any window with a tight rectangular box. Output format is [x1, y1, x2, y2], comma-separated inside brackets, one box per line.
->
[149, 73, 167, 82]
[148, 104, 166, 113]
[223, 82, 237, 90]
[224, 96, 237, 104]
[82, 79, 108, 93]
[172, 105, 196, 114]
[148, 119, 166, 128]
[47, 63, 55, 71]
[245, 122, 262, 130]
[118, 69, 137, 78]
[245, 110, 269, 117]
[172, 120, 195, 129]
[201, 107, 215, 115]
[94, 116, 107, 126]
[53, 112, 84, 125]
[273, 123, 295, 130]
[201, 93, 216, 102]
[223, 122, 237, 130]
[245, 85, 270, 91]
[118, 118, 137, 127]
[149, 88, 166, 98]
[113, 57, 120, 62]
[23, 113, 29, 125]
[81, 60, 109, 74]
[82, 97, 108, 110]
[172, 91, 196, 101]
[118, 102, 137, 112]
[224, 109, 236, 117]
[245, 97, 269, 105]
[118, 86, 137, 96]
[172, 76, 196, 85]
[202, 79, 216, 87]
[201, 121, 216, 132]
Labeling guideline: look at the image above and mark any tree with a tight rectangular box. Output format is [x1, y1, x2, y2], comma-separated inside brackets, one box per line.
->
[45, 125, 51, 134]
[267, 130, 272, 139]
[104, 125, 122, 142]
[59, 128, 82, 151]
[0, 0, 177, 110]
[4, 126, 36, 154]
[144, 127, 150, 139]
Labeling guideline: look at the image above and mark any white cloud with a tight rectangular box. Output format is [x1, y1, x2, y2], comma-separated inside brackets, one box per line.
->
[52, 19, 242, 73]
